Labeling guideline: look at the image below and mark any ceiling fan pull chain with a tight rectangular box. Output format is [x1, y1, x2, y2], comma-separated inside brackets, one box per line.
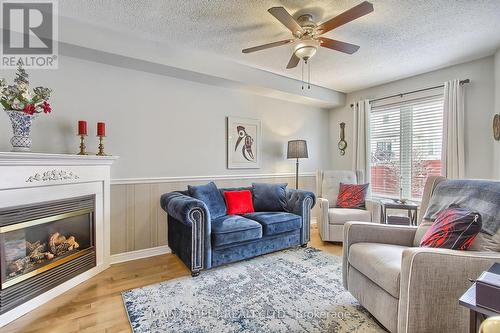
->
[308, 60, 311, 89]
[301, 61, 304, 90]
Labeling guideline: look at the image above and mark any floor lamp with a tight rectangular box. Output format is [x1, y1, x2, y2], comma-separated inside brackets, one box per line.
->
[287, 140, 308, 189]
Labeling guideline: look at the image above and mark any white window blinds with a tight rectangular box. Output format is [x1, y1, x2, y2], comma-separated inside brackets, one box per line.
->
[370, 90, 444, 200]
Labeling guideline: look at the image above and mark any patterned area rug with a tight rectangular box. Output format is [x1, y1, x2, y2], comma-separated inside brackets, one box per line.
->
[122, 247, 385, 333]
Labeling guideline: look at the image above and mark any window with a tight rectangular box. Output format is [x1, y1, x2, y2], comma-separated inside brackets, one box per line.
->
[369, 90, 444, 200]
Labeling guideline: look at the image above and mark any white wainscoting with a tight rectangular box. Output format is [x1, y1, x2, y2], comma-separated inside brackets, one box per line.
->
[110, 173, 317, 256]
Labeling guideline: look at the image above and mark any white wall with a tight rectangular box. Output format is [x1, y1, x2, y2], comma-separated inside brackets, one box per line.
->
[330, 56, 495, 179]
[0, 55, 331, 179]
[494, 49, 500, 178]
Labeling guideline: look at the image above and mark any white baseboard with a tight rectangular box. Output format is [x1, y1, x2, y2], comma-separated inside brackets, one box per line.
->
[109, 245, 171, 264]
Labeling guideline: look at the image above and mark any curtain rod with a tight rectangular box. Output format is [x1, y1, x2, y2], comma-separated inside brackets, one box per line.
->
[349, 79, 470, 108]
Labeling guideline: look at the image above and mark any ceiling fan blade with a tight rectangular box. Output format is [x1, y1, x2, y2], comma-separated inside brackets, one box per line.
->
[286, 54, 300, 69]
[242, 39, 294, 53]
[316, 1, 374, 34]
[319, 37, 360, 54]
[268, 7, 303, 35]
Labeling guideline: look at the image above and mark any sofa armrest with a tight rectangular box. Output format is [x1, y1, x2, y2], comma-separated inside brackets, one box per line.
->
[317, 197, 329, 240]
[365, 198, 381, 223]
[160, 191, 212, 272]
[160, 191, 210, 224]
[343, 222, 417, 288]
[399, 248, 500, 333]
[286, 189, 315, 244]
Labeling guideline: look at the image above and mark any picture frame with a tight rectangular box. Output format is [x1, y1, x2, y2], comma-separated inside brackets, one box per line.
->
[227, 117, 261, 169]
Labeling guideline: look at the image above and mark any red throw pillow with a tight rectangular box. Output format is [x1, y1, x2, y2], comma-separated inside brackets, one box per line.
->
[223, 190, 255, 215]
[420, 205, 482, 250]
[336, 183, 369, 209]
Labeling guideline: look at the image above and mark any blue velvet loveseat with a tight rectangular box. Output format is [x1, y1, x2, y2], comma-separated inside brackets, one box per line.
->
[160, 182, 315, 276]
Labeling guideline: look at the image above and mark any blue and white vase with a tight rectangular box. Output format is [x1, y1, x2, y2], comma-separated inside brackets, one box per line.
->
[5, 110, 36, 152]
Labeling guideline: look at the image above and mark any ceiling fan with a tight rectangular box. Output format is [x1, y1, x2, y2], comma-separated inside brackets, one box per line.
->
[242, 1, 374, 70]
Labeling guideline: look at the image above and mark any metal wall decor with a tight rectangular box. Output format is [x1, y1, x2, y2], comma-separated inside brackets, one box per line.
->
[493, 114, 500, 141]
[338, 122, 347, 155]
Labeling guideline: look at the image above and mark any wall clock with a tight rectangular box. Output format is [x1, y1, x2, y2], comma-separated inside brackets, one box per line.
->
[338, 122, 347, 155]
[494, 114, 500, 141]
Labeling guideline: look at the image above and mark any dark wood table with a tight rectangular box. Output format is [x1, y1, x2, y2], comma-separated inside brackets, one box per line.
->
[459, 284, 500, 333]
[378, 198, 419, 225]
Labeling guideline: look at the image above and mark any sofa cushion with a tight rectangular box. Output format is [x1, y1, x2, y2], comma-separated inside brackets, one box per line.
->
[469, 230, 500, 252]
[188, 182, 226, 219]
[211, 215, 262, 247]
[252, 183, 287, 212]
[328, 208, 371, 225]
[244, 212, 301, 236]
[348, 242, 407, 298]
[413, 220, 434, 246]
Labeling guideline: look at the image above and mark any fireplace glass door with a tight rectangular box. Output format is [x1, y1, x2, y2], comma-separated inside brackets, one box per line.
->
[0, 196, 95, 289]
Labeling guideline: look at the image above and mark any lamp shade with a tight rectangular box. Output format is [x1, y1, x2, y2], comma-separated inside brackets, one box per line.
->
[287, 140, 308, 159]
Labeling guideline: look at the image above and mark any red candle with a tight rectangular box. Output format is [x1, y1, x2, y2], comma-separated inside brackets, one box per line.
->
[78, 121, 87, 136]
[97, 122, 106, 137]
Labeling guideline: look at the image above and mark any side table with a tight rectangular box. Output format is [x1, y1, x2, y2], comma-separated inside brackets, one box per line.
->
[379, 198, 419, 226]
[459, 284, 500, 333]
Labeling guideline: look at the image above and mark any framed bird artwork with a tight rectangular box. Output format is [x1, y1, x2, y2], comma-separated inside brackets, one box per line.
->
[227, 117, 261, 169]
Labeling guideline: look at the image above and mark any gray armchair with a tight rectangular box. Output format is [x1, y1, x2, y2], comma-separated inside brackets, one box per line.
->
[342, 176, 500, 333]
[316, 169, 380, 242]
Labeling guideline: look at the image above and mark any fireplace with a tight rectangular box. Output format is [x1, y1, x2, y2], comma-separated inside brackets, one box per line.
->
[0, 195, 96, 314]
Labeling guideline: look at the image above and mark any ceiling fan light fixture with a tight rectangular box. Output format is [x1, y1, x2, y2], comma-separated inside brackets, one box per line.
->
[294, 39, 319, 61]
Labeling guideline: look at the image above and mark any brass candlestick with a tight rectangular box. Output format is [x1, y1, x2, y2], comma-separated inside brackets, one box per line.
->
[96, 136, 107, 156]
[77, 135, 88, 155]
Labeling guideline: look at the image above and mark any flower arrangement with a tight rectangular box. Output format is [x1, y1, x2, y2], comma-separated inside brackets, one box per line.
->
[0, 64, 52, 115]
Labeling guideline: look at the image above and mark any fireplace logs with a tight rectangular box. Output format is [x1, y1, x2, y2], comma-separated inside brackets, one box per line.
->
[49, 232, 80, 256]
[7, 233, 80, 277]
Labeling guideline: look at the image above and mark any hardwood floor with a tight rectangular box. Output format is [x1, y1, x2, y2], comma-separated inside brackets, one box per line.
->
[2, 226, 342, 333]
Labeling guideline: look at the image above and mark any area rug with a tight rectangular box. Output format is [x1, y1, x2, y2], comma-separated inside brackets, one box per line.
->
[122, 247, 385, 333]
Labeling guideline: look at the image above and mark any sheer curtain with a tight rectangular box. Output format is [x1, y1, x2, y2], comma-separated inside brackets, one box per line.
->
[442, 80, 465, 179]
[352, 99, 371, 183]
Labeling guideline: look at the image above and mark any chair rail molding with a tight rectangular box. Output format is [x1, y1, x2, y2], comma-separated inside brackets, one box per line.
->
[111, 171, 316, 185]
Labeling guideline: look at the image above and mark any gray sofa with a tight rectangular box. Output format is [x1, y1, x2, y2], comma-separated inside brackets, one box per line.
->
[343, 176, 500, 333]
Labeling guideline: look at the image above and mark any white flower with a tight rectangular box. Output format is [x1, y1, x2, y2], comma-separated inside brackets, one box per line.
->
[21, 90, 31, 101]
[11, 98, 24, 110]
[17, 82, 28, 92]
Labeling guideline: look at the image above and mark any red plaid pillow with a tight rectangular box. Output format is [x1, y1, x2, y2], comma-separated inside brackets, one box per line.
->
[336, 183, 369, 209]
[420, 205, 482, 250]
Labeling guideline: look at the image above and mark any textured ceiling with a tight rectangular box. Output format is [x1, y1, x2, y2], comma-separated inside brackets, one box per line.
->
[59, 0, 500, 92]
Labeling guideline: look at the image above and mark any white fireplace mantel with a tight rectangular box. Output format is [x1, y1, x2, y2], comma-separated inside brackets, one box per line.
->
[0, 151, 118, 165]
[0, 152, 118, 327]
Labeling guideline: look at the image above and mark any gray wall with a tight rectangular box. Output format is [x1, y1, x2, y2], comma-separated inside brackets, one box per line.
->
[494, 49, 500, 178]
[329, 56, 495, 179]
[0, 55, 331, 179]
[0, 55, 330, 255]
